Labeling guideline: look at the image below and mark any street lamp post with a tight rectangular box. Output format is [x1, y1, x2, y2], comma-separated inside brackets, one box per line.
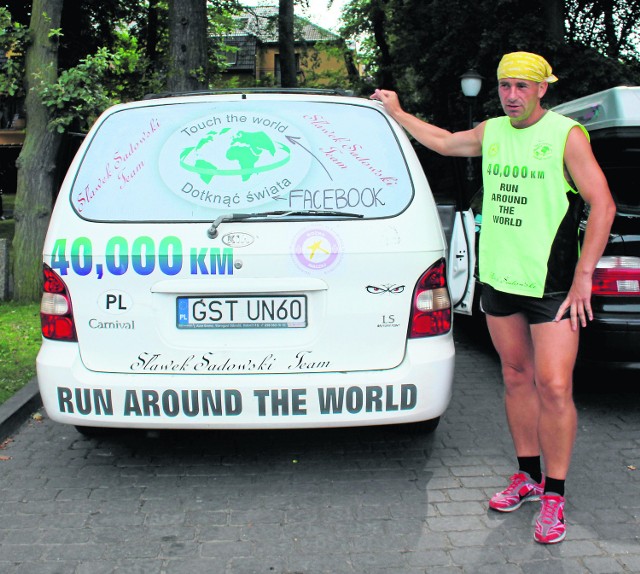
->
[460, 69, 483, 184]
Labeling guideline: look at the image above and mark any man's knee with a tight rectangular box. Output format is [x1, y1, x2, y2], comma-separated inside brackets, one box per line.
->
[501, 361, 534, 389]
[536, 376, 574, 410]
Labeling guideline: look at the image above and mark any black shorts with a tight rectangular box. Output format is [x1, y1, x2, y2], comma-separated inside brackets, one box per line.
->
[480, 284, 570, 324]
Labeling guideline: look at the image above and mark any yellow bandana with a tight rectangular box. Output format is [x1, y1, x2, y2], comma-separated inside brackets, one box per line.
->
[497, 52, 558, 83]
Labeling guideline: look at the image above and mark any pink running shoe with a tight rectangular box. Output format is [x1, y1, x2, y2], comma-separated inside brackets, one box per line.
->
[534, 494, 566, 544]
[489, 472, 544, 512]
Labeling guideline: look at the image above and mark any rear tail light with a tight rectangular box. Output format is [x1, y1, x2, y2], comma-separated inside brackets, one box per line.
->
[41, 264, 77, 341]
[409, 258, 452, 338]
[592, 256, 640, 296]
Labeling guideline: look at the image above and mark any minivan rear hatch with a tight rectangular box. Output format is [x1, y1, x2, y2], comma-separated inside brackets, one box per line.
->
[45, 93, 446, 375]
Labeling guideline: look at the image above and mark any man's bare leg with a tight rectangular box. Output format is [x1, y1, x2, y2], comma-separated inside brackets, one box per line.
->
[530, 319, 579, 480]
[486, 313, 540, 458]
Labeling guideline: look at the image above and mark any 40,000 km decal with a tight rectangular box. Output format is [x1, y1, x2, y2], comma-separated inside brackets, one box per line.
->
[48, 236, 234, 278]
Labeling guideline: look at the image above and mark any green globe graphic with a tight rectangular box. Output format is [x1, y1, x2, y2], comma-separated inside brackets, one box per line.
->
[179, 128, 291, 184]
[227, 131, 277, 181]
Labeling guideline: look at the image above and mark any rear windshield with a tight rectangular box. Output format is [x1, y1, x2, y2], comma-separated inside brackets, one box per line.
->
[70, 98, 414, 222]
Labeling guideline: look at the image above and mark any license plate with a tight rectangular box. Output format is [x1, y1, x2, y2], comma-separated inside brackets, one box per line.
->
[176, 295, 307, 329]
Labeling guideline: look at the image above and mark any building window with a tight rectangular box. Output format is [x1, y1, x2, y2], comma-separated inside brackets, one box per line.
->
[224, 47, 238, 66]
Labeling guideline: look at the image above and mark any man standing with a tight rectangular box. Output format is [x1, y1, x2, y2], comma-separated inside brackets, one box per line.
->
[372, 52, 616, 544]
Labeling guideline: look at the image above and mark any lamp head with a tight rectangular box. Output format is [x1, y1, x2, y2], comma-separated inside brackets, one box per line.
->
[460, 69, 483, 98]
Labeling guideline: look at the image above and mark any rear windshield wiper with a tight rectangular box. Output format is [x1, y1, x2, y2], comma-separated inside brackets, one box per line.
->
[207, 210, 363, 238]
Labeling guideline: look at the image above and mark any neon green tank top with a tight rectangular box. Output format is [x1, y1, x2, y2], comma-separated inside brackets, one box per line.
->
[479, 111, 588, 297]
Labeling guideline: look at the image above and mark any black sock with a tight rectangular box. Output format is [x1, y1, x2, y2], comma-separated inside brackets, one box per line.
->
[544, 477, 565, 497]
[517, 456, 542, 484]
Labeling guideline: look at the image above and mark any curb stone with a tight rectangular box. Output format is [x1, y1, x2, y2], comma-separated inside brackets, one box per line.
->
[0, 378, 41, 443]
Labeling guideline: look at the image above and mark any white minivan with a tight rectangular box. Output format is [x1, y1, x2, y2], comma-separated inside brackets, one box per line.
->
[36, 89, 475, 434]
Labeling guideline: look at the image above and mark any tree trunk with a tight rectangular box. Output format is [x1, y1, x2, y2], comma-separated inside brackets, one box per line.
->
[167, 0, 209, 92]
[278, 0, 297, 87]
[371, 0, 395, 90]
[602, 4, 620, 58]
[543, 0, 565, 46]
[12, 0, 63, 302]
[147, 0, 161, 70]
[343, 43, 360, 86]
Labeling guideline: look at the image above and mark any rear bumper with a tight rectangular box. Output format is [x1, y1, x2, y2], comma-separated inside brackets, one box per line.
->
[578, 313, 640, 370]
[36, 335, 455, 429]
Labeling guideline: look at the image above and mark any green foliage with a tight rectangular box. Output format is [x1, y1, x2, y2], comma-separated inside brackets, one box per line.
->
[298, 41, 354, 89]
[5, 1, 350, 136]
[258, 73, 277, 87]
[207, 0, 243, 79]
[58, 1, 164, 70]
[339, 0, 382, 84]
[0, 7, 28, 99]
[38, 32, 161, 133]
[340, 0, 640, 129]
[38, 47, 122, 133]
[24, 1, 246, 134]
[566, 0, 640, 59]
[47, 27, 63, 39]
[0, 301, 41, 407]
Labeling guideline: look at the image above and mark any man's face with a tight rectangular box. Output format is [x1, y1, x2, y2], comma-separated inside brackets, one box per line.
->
[498, 78, 547, 126]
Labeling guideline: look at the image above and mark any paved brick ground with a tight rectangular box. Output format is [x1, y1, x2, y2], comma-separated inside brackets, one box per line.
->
[0, 318, 638, 573]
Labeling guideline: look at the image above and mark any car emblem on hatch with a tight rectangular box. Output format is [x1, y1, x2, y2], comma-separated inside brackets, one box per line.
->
[222, 232, 255, 248]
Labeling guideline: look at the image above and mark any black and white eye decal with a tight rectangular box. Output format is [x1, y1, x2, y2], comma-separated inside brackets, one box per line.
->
[366, 284, 405, 294]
